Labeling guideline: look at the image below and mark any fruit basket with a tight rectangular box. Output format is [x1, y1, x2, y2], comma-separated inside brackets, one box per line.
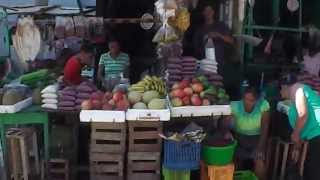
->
[80, 110, 125, 122]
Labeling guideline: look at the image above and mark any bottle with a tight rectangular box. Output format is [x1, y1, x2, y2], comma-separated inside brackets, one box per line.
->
[205, 38, 217, 63]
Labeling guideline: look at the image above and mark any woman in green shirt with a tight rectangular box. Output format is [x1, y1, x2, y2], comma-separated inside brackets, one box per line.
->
[229, 87, 270, 180]
[280, 74, 320, 180]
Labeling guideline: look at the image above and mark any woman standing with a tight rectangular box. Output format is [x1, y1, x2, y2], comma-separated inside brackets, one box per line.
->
[228, 87, 270, 180]
[280, 75, 320, 180]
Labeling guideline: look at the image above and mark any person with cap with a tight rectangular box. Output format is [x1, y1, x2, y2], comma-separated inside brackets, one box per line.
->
[280, 74, 320, 180]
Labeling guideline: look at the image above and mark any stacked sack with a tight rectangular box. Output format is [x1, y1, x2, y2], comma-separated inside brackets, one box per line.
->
[199, 59, 218, 74]
[58, 81, 98, 111]
[167, 57, 183, 87]
[41, 84, 58, 110]
[202, 71, 224, 87]
[75, 82, 97, 110]
[181, 56, 198, 79]
[58, 86, 77, 111]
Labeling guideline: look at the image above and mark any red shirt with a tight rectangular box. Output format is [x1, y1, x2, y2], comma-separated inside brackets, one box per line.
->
[63, 56, 83, 85]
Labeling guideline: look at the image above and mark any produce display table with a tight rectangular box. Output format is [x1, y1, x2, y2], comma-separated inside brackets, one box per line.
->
[0, 106, 50, 170]
[170, 105, 231, 117]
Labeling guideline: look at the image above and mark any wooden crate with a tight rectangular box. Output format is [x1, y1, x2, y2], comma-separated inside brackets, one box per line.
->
[90, 122, 126, 153]
[127, 152, 161, 180]
[6, 128, 40, 180]
[90, 153, 124, 180]
[48, 159, 69, 180]
[128, 121, 163, 152]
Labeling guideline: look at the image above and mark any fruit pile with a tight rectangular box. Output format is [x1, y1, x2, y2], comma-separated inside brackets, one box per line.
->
[81, 90, 130, 111]
[128, 76, 166, 96]
[128, 76, 167, 110]
[170, 76, 230, 107]
[128, 90, 166, 110]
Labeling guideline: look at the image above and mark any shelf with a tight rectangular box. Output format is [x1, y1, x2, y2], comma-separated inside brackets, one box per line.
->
[244, 25, 306, 33]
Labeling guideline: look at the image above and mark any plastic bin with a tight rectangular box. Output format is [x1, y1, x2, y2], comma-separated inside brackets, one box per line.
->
[162, 167, 190, 180]
[163, 140, 201, 170]
[208, 163, 234, 180]
[201, 140, 237, 166]
[234, 171, 258, 180]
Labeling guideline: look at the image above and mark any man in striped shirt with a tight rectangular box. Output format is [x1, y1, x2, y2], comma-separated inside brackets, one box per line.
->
[98, 39, 130, 90]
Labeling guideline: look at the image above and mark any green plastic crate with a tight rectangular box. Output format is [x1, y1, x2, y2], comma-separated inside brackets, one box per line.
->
[162, 167, 190, 180]
[234, 171, 258, 180]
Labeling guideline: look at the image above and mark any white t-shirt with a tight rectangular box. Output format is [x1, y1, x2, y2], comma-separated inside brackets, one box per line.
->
[303, 53, 320, 76]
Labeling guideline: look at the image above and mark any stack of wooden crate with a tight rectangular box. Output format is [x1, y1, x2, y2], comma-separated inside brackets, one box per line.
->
[89, 122, 126, 180]
[127, 121, 163, 180]
[6, 128, 40, 180]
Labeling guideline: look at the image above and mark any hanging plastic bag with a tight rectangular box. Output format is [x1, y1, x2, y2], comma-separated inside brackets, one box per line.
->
[168, 7, 190, 33]
[73, 16, 87, 38]
[55, 16, 65, 39]
[65, 17, 75, 37]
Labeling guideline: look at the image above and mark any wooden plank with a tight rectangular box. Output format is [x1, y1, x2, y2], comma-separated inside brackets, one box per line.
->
[128, 143, 162, 152]
[128, 121, 163, 129]
[128, 152, 160, 161]
[127, 174, 160, 180]
[90, 144, 125, 153]
[91, 132, 123, 141]
[128, 162, 159, 171]
[90, 164, 120, 173]
[92, 122, 126, 130]
[90, 174, 123, 180]
[90, 153, 123, 162]
[131, 132, 161, 140]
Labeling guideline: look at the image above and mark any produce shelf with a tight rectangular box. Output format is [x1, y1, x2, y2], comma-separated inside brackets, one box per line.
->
[80, 110, 126, 122]
[0, 97, 32, 113]
[170, 105, 231, 117]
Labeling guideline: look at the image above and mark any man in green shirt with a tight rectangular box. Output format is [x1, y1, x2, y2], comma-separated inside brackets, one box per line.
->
[280, 74, 320, 180]
[98, 39, 130, 91]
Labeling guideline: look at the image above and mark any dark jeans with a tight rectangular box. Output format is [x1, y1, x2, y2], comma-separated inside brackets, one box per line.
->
[304, 136, 320, 180]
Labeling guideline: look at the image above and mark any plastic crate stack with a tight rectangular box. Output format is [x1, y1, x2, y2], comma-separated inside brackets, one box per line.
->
[89, 122, 126, 180]
[127, 121, 163, 180]
[163, 140, 201, 180]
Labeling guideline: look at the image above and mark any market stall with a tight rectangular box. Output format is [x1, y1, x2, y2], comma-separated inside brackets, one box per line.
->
[1, 0, 319, 179]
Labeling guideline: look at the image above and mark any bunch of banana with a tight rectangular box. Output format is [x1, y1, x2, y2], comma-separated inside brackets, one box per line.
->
[128, 76, 166, 95]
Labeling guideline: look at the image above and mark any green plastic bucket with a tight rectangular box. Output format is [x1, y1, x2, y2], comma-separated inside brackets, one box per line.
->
[201, 140, 237, 166]
[234, 171, 258, 180]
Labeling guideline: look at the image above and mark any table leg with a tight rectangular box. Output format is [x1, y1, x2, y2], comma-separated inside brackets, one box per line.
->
[43, 121, 50, 180]
[0, 124, 8, 180]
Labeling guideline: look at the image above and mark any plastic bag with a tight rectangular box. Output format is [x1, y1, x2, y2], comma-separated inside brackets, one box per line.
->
[55, 16, 65, 39]
[65, 17, 75, 37]
[153, 23, 179, 43]
[73, 16, 87, 38]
